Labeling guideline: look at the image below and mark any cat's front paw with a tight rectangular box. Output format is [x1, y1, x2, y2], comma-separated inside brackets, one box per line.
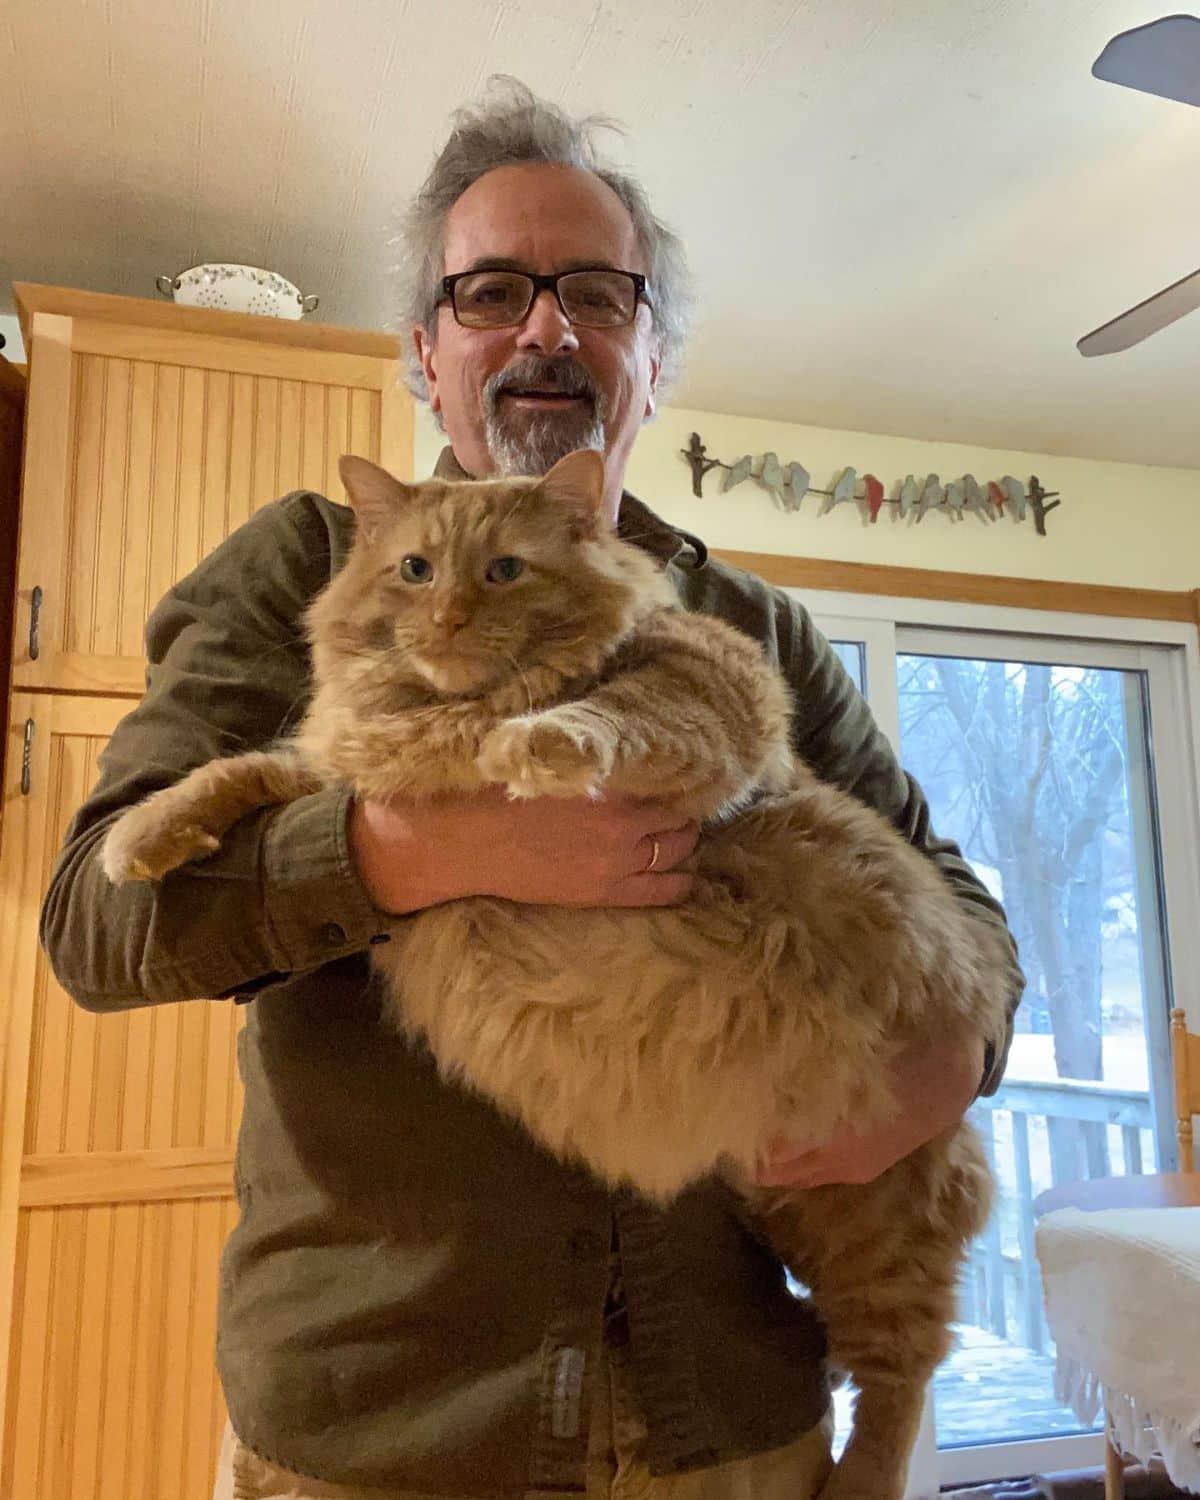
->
[477, 709, 616, 799]
[102, 803, 221, 884]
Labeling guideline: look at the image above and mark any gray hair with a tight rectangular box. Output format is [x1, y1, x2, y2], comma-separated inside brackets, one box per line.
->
[396, 77, 692, 400]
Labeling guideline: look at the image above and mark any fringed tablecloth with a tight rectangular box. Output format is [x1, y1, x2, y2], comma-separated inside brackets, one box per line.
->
[1035, 1206, 1200, 1493]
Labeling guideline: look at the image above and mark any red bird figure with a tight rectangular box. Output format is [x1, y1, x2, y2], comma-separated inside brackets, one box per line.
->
[988, 480, 1008, 514]
[864, 474, 886, 523]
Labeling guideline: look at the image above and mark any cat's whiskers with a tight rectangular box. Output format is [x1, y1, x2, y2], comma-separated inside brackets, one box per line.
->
[538, 633, 589, 654]
[531, 607, 597, 639]
[497, 647, 536, 714]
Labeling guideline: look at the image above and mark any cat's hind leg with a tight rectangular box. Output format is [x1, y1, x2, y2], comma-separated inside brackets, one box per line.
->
[761, 1128, 992, 1500]
[103, 749, 323, 883]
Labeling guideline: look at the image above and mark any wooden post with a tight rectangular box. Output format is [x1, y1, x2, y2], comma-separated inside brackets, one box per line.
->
[680, 432, 722, 497]
[1027, 475, 1062, 537]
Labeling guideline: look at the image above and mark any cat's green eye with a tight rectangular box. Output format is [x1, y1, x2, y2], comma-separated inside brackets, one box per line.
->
[485, 556, 525, 584]
[399, 555, 433, 584]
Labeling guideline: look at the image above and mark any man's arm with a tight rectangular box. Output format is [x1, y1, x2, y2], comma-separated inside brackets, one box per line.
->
[39, 493, 389, 1012]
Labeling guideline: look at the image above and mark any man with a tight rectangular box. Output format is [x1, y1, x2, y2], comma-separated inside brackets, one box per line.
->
[41, 80, 1022, 1500]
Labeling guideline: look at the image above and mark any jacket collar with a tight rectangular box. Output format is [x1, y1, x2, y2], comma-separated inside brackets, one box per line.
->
[432, 445, 707, 572]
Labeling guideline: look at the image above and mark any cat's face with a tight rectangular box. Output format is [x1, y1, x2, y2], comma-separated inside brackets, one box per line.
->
[332, 449, 633, 696]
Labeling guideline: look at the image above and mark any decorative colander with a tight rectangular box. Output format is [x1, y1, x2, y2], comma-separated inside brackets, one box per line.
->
[155, 264, 319, 319]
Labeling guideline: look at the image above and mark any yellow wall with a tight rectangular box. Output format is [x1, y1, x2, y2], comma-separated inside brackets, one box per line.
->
[414, 403, 1199, 593]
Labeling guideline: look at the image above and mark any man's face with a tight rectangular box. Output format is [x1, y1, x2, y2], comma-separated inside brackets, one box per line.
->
[413, 162, 660, 510]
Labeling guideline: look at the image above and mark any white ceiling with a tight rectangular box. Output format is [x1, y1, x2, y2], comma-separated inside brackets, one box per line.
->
[3, 0, 1199, 468]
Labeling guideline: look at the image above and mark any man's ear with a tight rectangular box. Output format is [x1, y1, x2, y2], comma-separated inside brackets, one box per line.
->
[338, 455, 415, 542]
[412, 325, 441, 415]
[644, 350, 661, 421]
[538, 449, 607, 537]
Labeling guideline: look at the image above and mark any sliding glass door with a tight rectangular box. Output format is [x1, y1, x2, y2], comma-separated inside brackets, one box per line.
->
[804, 601, 1200, 1495]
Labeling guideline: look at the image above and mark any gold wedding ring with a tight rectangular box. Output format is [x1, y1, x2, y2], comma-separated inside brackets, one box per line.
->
[646, 835, 661, 872]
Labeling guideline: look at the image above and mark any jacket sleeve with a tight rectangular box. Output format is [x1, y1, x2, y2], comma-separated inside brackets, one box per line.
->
[39, 492, 388, 1013]
[779, 592, 1025, 1097]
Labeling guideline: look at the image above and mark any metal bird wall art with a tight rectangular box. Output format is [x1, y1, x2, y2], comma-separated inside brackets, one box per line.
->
[679, 434, 1062, 536]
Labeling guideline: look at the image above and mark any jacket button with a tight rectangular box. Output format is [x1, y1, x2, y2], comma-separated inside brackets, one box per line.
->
[321, 922, 347, 946]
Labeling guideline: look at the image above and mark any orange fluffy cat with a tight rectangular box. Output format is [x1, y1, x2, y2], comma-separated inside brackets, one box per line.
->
[104, 449, 1007, 1500]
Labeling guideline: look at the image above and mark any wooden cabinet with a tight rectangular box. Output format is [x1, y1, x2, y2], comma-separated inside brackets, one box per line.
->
[11, 283, 411, 696]
[1, 695, 240, 1498]
[0, 287, 412, 1496]
[0, 357, 25, 800]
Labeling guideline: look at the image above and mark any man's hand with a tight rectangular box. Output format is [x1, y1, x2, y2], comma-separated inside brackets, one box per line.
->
[348, 788, 699, 915]
[753, 1035, 985, 1189]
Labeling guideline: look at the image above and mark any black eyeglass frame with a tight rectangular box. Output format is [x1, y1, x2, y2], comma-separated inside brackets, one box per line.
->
[437, 267, 652, 329]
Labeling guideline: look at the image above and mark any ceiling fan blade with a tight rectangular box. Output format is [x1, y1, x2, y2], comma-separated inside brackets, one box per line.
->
[1092, 14, 1200, 106]
[1077, 264, 1200, 356]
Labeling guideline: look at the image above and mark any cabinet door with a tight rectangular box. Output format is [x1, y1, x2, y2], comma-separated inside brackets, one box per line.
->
[0, 693, 240, 1499]
[0, 360, 24, 800]
[12, 310, 411, 696]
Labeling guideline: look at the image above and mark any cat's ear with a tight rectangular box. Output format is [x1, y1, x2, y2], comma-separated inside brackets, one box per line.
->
[338, 455, 414, 543]
[537, 449, 607, 537]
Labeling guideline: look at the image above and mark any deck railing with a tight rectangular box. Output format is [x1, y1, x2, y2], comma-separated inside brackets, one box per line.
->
[959, 1076, 1155, 1354]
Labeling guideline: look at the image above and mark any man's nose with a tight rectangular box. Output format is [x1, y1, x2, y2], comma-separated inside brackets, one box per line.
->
[515, 288, 580, 356]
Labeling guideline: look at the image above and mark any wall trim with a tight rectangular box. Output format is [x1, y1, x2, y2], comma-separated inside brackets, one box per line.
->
[714, 549, 1200, 626]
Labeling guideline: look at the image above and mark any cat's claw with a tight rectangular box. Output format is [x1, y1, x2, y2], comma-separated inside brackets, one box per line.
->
[102, 810, 221, 884]
[477, 711, 615, 799]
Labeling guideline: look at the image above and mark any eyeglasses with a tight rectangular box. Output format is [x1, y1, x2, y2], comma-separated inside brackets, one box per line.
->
[438, 268, 651, 330]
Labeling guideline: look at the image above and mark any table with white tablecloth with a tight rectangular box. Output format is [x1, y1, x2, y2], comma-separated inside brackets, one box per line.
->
[1035, 1206, 1200, 1493]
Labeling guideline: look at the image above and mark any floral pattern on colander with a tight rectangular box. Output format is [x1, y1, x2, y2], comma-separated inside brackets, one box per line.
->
[158, 264, 317, 319]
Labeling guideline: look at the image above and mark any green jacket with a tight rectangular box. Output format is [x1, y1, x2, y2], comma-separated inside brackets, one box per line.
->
[40, 457, 1023, 1495]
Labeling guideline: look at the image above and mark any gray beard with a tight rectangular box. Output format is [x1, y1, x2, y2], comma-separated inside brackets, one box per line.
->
[480, 355, 610, 477]
[484, 401, 608, 478]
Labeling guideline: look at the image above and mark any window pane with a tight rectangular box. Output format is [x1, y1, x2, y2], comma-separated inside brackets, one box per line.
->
[830, 640, 865, 694]
[896, 652, 1169, 1450]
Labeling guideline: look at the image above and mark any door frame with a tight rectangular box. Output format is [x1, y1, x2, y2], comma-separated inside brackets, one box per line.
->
[803, 594, 1200, 1494]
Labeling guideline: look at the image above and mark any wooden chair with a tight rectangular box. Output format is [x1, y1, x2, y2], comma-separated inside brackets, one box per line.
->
[1035, 1009, 1200, 1500]
[1172, 1006, 1198, 1173]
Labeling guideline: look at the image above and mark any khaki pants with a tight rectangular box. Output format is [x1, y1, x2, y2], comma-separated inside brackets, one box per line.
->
[213, 1344, 833, 1499]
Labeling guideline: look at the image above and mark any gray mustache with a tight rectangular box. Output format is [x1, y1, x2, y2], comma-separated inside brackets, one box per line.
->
[487, 358, 599, 404]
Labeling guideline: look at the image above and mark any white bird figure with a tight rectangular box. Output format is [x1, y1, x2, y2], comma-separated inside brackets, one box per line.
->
[1001, 475, 1027, 521]
[916, 473, 944, 522]
[944, 480, 965, 521]
[759, 451, 785, 503]
[723, 455, 753, 492]
[899, 475, 919, 518]
[962, 473, 993, 522]
[785, 462, 810, 512]
[824, 466, 857, 514]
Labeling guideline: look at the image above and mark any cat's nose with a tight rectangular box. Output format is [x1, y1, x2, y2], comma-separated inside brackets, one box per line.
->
[432, 598, 470, 633]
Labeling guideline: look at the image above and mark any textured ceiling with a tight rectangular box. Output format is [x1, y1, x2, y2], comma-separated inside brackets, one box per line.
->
[3, 0, 1199, 467]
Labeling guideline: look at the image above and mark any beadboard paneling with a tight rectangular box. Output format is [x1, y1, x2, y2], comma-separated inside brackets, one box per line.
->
[61, 356, 383, 665]
[11, 298, 411, 696]
[2, 1196, 237, 1499]
[0, 695, 241, 1500]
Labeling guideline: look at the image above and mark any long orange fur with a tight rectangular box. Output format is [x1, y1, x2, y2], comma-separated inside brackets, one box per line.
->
[104, 449, 1007, 1499]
